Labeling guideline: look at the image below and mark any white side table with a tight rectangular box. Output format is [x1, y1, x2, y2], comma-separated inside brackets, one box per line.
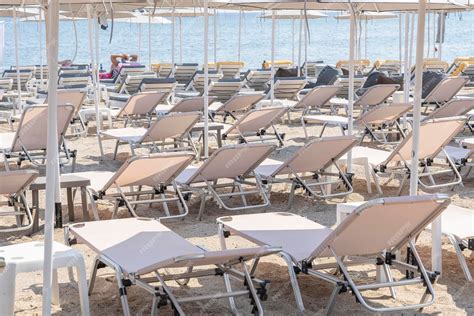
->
[0, 241, 89, 315]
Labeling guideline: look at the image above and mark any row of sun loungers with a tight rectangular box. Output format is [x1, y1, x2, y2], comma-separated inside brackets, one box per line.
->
[1, 55, 474, 314]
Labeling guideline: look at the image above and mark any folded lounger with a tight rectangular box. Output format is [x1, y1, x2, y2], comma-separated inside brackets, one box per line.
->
[269, 77, 307, 101]
[73, 153, 194, 220]
[99, 111, 201, 159]
[255, 136, 358, 206]
[221, 106, 289, 147]
[0, 169, 38, 232]
[208, 79, 244, 103]
[0, 105, 76, 170]
[209, 93, 265, 122]
[304, 103, 412, 143]
[217, 194, 451, 313]
[341, 117, 469, 195]
[172, 63, 199, 84]
[176, 143, 275, 220]
[66, 217, 280, 315]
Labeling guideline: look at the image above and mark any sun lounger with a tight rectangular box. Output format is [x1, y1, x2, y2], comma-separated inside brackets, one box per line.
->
[269, 77, 307, 101]
[372, 59, 402, 75]
[304, 103, 412, 142]
[255, 136, 358, 206]
[422, 76, 468, 107]
[336, 59, 371, 74]
[0, 105, 76, 170]
[183, 70, 223, 93]
[155, 96, 217, 116]
[73, 153, 194, 220]
[424, 98, 474, 120]
[340, 117, 469, 194]
[217, 61, 245, 79]
[58, 72, 91, 89]
[334, 75, 366, 99]
[209, 93, 264, 122]
[2, 70, 33, 91]
[331, 83, 400, 114]
[208, 79, 243, 102]
[428, 204, 474, 282]
[217, 194, 450, 313]
[287, 85, 341, 126]
[66, 217, 279, 315]
[172, 63, 199, 84]
[157, 63, 174, 78]
[100, 111, 201, 159]
[242, 69, 273, 90]
[221, 106, 288, 146]
[176, 143, 275, 220]
[0, 169, 38, 232]
[0, 78, 13, 91]
[106, 92, 167, 127]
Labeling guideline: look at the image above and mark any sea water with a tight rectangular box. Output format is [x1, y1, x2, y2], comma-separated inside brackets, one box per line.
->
[0, 11, 473, 71]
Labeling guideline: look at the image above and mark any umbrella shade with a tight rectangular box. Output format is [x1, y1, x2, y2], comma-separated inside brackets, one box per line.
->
[0, 8, 37, 17]
[220, 0, 469, 12]
[335, 11, 397, 20]
[114, 14, 171, 23]
[146, 8, 214, 16]
[261, 9, 327, 19]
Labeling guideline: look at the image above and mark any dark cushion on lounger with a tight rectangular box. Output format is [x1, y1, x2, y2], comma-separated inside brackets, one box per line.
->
[422, 71, 446, 99]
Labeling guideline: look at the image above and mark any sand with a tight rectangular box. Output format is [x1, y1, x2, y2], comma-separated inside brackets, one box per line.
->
[1, 93, 473, 315]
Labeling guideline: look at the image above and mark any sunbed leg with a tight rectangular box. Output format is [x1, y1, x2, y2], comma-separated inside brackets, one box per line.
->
[88, 257, 100, 296]
[301, 116, 309, 139]
[155, 272, 185, 316]
[363, 160, 372, 194]
[241, 260, 264, 316]
[319, 123, 327, 138]
[280, 252, 305, 311]
[446, 234, 473, 282]
[370, 168, 383, 195]
[397, 174, 408, 196]
[287, 183, 296, 210]
[235, 182, 248, 207]
[113, 140, 120, 160]
[325, 284, 341, 315]
[161, 193, 171, 217]
[115, 268, 131, 316]
[197, 192, 206, 221]
[223, 273, 238, 314]
[382, 263, 397, 299]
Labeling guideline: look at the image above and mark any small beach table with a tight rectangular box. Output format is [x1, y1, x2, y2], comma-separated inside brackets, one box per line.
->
[29, 174, 91, 232]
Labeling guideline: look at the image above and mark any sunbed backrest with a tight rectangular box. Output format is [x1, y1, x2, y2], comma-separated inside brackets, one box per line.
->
[355, 103, 412, 125]
[118, 92, 166, 117]
[138, 78, 177, 94]
[102, 153, 195, 191]
[0, 78, 13, 90]
[0, 170, 39, 196]
[274, 136, 358, 176]
[424, 77, 468, 104]
[383, 117, 466, 165]
[294, 85, 341, 109]
[426, 98, 474, 119]
[224, 106, 287, 136]
[142, 111, 201, 141]
[170, 96, 214, 113]
[335, 76, 366, 99]
[11, 105, 74, 152]
[220, 93, 264, 113]
[354, 84, 399, 107]
[273, 77, 306, 100]
[186, 143, 275, 183]
[173, 63, 199, 83]
[311, 194, 450, 258]
[123, 73, 158, 94]
[208, 79, 243, 102]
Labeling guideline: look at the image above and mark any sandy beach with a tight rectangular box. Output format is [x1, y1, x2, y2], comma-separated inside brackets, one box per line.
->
[1, 90, 473, 315]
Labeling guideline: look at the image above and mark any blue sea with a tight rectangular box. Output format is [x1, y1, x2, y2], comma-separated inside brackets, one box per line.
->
[0, 10, 473, 71]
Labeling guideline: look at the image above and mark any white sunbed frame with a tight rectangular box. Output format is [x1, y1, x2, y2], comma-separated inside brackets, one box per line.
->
[0, 169, 38, 232]
[177, 143, 276, 220]
[75, 153, 195, 221]
[256, 136, 358, 207]
[217, 194, 451, 314]
[65, 217, 280, 315]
